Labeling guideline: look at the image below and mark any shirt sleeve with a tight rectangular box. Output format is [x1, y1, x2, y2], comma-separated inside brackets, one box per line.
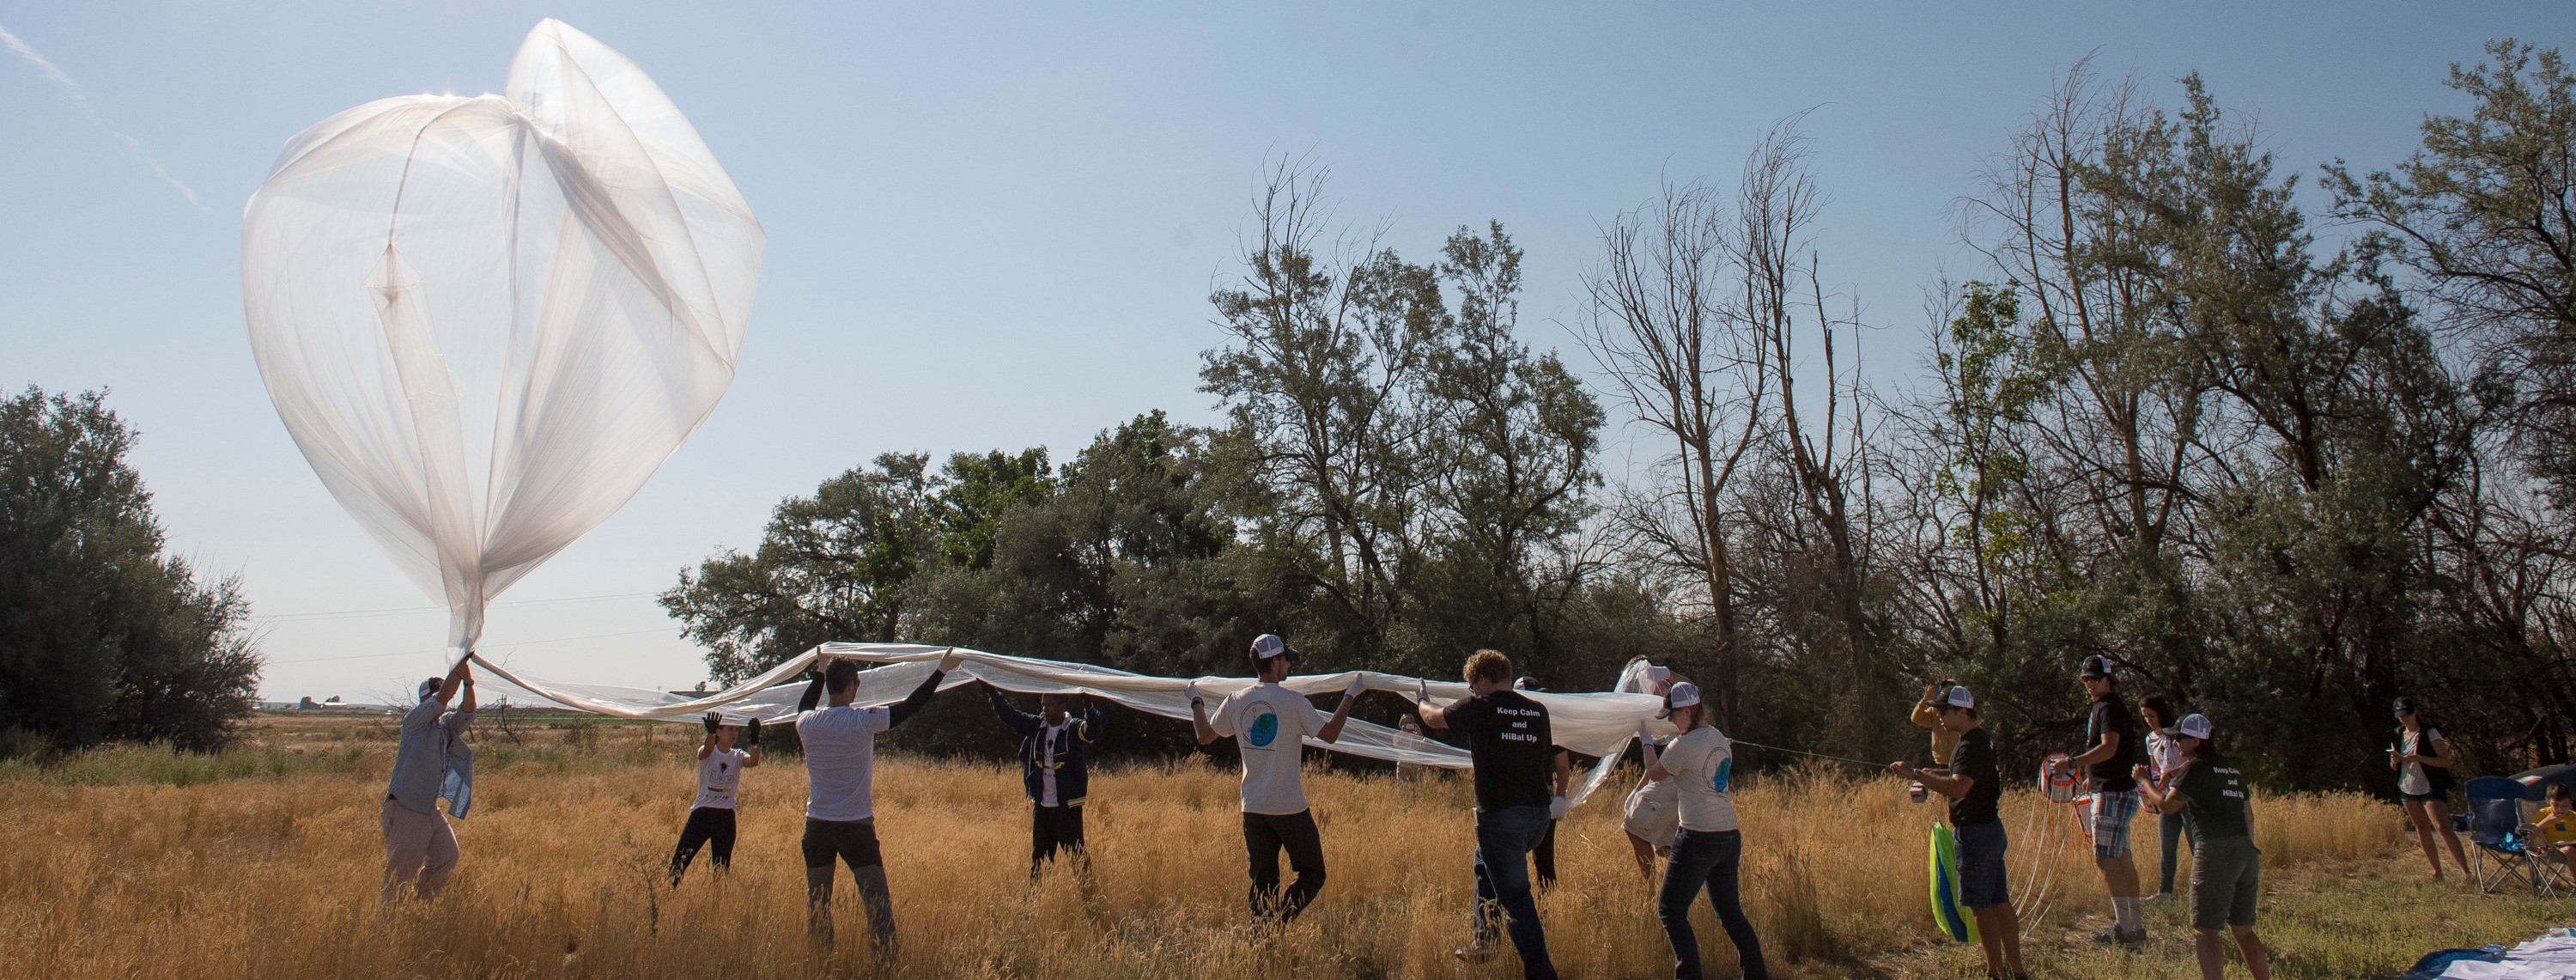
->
[1297, 695, 1330, 735]
[1206, 691, 1240, 737]
[403, 699, 440, 731]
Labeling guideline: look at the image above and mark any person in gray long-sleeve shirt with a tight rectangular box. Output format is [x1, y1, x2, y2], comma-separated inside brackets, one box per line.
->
[383, 657, 476, 903]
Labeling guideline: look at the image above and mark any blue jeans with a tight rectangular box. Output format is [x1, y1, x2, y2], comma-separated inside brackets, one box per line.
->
[1471, 804, 1560, 980]
[1659, 829, 1768, 980]
[2157, 809, 2196, 894]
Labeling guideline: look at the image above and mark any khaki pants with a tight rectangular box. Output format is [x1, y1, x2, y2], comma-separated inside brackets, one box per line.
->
[381, 798, 459, 902]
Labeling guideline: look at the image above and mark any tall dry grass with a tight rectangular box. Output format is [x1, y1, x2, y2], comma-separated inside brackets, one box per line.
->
[0, 723, 2437, 979]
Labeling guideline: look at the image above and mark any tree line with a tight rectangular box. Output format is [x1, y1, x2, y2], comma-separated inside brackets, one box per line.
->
[665, 41, 2573, 790]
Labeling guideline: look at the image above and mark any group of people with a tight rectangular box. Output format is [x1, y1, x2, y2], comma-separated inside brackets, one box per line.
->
[374, 641, 2518, 980]
[1885, 655, 2267, 980]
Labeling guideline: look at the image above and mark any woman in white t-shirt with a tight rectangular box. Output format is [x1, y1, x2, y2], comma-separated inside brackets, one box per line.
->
[670, 710, 762, 885]
[2391, 697, 2470, 880]
[1641, 682, 1767, 980]
[2139, 694, 2193, 900]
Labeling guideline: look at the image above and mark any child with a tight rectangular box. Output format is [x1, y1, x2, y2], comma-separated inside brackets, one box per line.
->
[670, 711, 761, 885]
[2537, 783, 2576, 883]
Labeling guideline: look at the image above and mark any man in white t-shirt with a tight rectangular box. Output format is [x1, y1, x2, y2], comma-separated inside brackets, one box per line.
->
[1642, 682, 1768, 980]
[1190, 633, 1362, 922]
[793, 648, 961, 961]
[668, 711, 762, 885]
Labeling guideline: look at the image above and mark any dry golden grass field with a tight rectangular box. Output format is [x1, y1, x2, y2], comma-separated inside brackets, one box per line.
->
[0, 713, 2564, 979]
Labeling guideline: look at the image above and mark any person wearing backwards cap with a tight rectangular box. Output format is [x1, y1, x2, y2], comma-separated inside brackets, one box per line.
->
[2135, 715, 2271, 980]
[382, 657, 476, 903]
[1641, 680, 1769, 980]
[669, 710, 762, 886]
[2048, 654, 2147, 947]
[1893, 685, 2023, 980]
[1419, 654, 1562, 978]
[1190, 633, 1363, 922]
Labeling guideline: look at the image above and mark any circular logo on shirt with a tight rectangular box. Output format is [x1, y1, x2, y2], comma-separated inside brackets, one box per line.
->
[1248, 710, 1279, 747]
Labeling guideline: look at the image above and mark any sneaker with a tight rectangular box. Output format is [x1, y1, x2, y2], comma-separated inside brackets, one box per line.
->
[1453, 943, 1498, 963]
[2118, 927, 2148, 947]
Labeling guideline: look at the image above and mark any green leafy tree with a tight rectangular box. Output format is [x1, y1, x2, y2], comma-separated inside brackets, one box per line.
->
[0, 387, 259, 750]
[661, 452, 935, 685]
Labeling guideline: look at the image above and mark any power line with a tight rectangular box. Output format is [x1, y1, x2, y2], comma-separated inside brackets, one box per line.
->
[255, 591, 660, 623]
[266, 627, 679, 665]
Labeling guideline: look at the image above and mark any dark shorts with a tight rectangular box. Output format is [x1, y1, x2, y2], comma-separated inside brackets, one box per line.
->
[2190, 835, 2261, 930]
[1954, 820, 2009, 909]
[801, 817, 884, 871]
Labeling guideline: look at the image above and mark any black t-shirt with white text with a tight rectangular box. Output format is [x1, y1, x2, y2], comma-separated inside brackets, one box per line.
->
[2087, 693, 2140, 792]
[1443, 691, 1555, 813]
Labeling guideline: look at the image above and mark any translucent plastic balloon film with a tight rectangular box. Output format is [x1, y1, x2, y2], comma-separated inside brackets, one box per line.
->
[243, 20, 762, 655]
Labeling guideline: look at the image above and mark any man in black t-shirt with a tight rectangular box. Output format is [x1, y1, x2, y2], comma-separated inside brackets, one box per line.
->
[2049, 654, 2147, 946]
[1419, 649, 1560, 980]
[1891, 685, 2022, 980]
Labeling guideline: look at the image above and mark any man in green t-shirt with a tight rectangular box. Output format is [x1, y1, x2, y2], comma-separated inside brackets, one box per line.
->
[2135, 714, 2270, 980]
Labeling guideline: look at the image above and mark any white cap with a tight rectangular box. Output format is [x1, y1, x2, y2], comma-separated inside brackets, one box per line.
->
[1514, 677, 1532, 691]
[2177, 714, 2213, 740]
[1250, 633, 1293, 660]
[1935, 685, 1975, 710]
[1664, 681, 1702, 715]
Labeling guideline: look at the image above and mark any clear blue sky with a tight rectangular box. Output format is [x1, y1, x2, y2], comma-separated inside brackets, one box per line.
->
[3, 2, 2565, 702]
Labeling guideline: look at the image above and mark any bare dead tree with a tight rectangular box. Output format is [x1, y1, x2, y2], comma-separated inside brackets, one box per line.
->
[1578, 179, 1769, 725]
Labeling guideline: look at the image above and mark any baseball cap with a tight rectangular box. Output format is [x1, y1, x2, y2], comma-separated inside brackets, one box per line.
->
[2391, 697, 2417, 715]
[1935, 685, 1975, 710]
[418, 677, 444, 701]
[1250, 633, 1296, 660]
[2177, 714, 2213, 740]
[1662, 681, 1702, 717]
[2077, 654, 2114, 679]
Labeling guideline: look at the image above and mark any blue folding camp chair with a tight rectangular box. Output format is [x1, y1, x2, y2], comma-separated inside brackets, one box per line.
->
[2464, 776, 2554, 897]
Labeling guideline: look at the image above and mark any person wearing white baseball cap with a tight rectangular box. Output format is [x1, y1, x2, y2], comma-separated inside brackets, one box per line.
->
[2135, 715, 2271, 980]
[1643, 680, 1768, 980]
[1189, 632, 1362, 922]
[1893, 685, 2023, 980]
[669, 710, 762, 886]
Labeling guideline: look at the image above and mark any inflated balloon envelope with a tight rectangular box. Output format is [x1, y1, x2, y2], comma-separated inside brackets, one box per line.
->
[242, 20, 762, 660]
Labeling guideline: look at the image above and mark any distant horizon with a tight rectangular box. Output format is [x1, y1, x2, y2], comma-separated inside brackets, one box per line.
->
[3, 3, 2566, 701]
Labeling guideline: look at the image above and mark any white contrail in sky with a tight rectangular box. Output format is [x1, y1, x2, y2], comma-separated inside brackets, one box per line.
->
[0, 22, 207, 212]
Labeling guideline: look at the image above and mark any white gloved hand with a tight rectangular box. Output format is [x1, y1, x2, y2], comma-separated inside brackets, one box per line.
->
[1345, 673, 1367, 698]
[1186, 680, 1203, 706]
[1637, 722, 1656, 744]
[1549, 794, 1571, 820]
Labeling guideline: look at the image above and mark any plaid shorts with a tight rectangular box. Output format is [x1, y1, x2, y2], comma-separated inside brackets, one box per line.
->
[2091, 788, 2141, 858]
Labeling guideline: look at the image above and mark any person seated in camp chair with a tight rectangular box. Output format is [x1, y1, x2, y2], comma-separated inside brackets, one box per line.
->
[982, 682, 1098, 876]
[1892, 685, 2024, 980]
[2537, 783, 2576, 884]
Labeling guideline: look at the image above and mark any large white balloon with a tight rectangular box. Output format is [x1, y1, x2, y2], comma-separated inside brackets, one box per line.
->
[242, 20, 762, 656]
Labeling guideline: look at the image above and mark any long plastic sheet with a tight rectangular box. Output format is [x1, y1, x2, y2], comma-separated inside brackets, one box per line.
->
[244, 20, 762, 656]
[470, 644, 1676, 806]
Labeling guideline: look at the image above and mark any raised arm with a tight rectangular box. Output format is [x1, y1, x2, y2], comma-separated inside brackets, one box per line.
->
[985, 683, 1038, 736]
[797, 670, 828, 713]
[887, 649, 963, 728]
[456, 672, 477, 714]
[742, 717, 762, 768]
[1316, 675, 1364, 744]
[1190, 682, 1218, 745]
[434, 656, 472, 706]
[698, 711, 720, 761]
